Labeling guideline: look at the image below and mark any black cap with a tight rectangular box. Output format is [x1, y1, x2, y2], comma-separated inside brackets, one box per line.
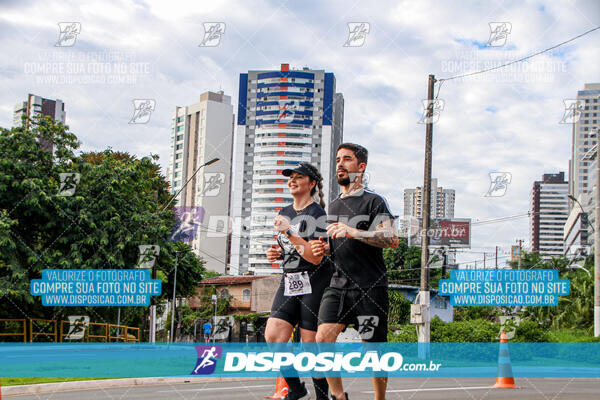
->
[282, 162, 319, 181]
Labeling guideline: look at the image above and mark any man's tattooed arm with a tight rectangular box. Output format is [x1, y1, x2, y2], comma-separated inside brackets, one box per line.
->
[354, 218, 399, 248]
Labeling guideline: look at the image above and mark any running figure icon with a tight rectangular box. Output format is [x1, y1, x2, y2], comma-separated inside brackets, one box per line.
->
[191, 345, 222, 375]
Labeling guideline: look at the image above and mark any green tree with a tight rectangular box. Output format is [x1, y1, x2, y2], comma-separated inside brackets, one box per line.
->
[158, 241, 207, 300]
[383, 238, 442, 288]
[384, 238, 421, 284]
[507, 250, 570, 272]
[388, 291, 411, 325]
[0, 117, 206, 332]
[0, 116, 80, 304]
[519, 253, 594, 334]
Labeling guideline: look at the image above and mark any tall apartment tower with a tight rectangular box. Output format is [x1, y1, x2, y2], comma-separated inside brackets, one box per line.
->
[568, 83, 600, 202]
[403, 178, 455, 219]
[13, 94, 66, 152]
[166, 91, 235, 274]
[530, 172, 569, 259]
[13, 94, 66, 127]
[230, 64, 344, 275]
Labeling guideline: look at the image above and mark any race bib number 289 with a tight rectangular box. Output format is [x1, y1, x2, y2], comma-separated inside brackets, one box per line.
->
[284, 272, 312, 296]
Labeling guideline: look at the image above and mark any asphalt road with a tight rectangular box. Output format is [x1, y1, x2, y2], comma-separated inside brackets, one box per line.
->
[5, 377, 600, 400]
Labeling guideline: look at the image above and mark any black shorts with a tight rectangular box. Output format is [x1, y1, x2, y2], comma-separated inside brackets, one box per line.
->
[317, 286, 389, 342]
[270, 267, 331, 331]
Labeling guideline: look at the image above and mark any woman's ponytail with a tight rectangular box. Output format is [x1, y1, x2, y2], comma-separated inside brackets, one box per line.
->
[304, 162, 326, 209]
[317, 179, 325, 208]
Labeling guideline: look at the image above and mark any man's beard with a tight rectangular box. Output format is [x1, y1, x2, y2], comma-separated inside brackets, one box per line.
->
[337, 174, 350, 186]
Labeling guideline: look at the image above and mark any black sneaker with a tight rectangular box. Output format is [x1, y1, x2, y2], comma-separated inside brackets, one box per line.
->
[284, 381, 310, 400]
[330, 393, 349, 400]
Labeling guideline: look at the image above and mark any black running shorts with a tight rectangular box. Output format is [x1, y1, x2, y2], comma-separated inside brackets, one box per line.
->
[317, 286, 389, 342]
[270, 267, 331, 331]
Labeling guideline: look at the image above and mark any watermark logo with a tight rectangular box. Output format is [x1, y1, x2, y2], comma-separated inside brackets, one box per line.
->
[498, 316, 521, 340]
[213, 316, 232, 340]
[418, 99, 445, 124]
[137, 245, 160, 268]
[171, 206, 205, 242]
[202, 172, 226, 196]
[199, 23, 226, 47]
[559, 99, 584, 124]
[485, 172, 512, 197]
[58, 173, 80, 196]
[129, 99, 155, 124]
[277, 100, 300, 124]
[344, 22, 370, 47]
[55, 22, 81, 47]
[487, 22, 512, 47]
[191, 345, 222, 375]
[356, 315, 379, 340]
[64, 315, 89, 340]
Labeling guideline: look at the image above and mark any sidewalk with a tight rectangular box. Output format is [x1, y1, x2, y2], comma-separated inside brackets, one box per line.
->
[1, 377, 263, 397]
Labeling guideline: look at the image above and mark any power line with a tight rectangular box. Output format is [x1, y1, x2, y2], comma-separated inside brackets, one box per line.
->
[471, 212, 532, 226]
[438, 26, 600, 82]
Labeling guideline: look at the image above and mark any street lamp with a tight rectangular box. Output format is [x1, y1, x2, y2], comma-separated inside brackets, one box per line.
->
[569, 263, 591, 276]
[568, 194, 595, 233]
[211, 294, 217, 343]
[149, 157, 220, 343]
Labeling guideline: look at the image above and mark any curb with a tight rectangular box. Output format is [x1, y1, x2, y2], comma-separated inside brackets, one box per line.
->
[2, 377, 266, 397]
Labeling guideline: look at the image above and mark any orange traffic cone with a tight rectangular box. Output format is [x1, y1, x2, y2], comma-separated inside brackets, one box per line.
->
[264, 376, 289, 399]
[493, 331, 518, 389]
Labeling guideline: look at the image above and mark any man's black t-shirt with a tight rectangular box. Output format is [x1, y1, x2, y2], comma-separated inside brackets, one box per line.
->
[277, 202, 328, 273]
[328, 188, 395, 289]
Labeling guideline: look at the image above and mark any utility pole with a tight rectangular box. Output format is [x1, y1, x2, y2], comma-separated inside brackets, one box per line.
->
[517, 239, 523, 268]
[149, 266, 157, 343]
[483, 253, 486, 268]
[594, 127, 600, 337]
[169, 252, 180, 343]
[212, 294, 218, 343]
[417, 74, 435, 349]
[495, 246, 499, 269]
[577, 124, 599, 337]
[441, 248, 448, 279]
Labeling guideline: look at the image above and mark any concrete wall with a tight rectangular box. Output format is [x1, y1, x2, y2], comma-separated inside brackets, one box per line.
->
[251, 275, 281, 313]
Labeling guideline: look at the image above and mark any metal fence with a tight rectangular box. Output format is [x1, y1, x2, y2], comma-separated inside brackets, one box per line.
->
[0, 318, 139, 343]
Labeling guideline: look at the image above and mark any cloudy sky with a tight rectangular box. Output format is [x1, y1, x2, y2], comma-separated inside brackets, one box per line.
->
[1, 0, 599, 268]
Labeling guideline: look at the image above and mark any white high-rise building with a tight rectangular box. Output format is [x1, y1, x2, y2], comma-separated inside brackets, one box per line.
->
[403, 178, 455, 219]
[530, 172, 569, 259]
[166, 91, 234, 274]
[569, 83, 600, 201]
[230, 64, 344, 275]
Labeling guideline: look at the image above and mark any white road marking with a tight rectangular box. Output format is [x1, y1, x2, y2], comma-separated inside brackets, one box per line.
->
[157, 384, 275, 393]
[364, 385, 494, 393]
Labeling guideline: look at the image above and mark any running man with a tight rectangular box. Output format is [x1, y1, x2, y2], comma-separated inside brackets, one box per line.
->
[310, 143, 399, 400]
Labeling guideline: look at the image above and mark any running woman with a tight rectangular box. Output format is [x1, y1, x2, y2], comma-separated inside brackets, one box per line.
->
[310, 143, 399, 400]
[264, 162, 332, 400]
